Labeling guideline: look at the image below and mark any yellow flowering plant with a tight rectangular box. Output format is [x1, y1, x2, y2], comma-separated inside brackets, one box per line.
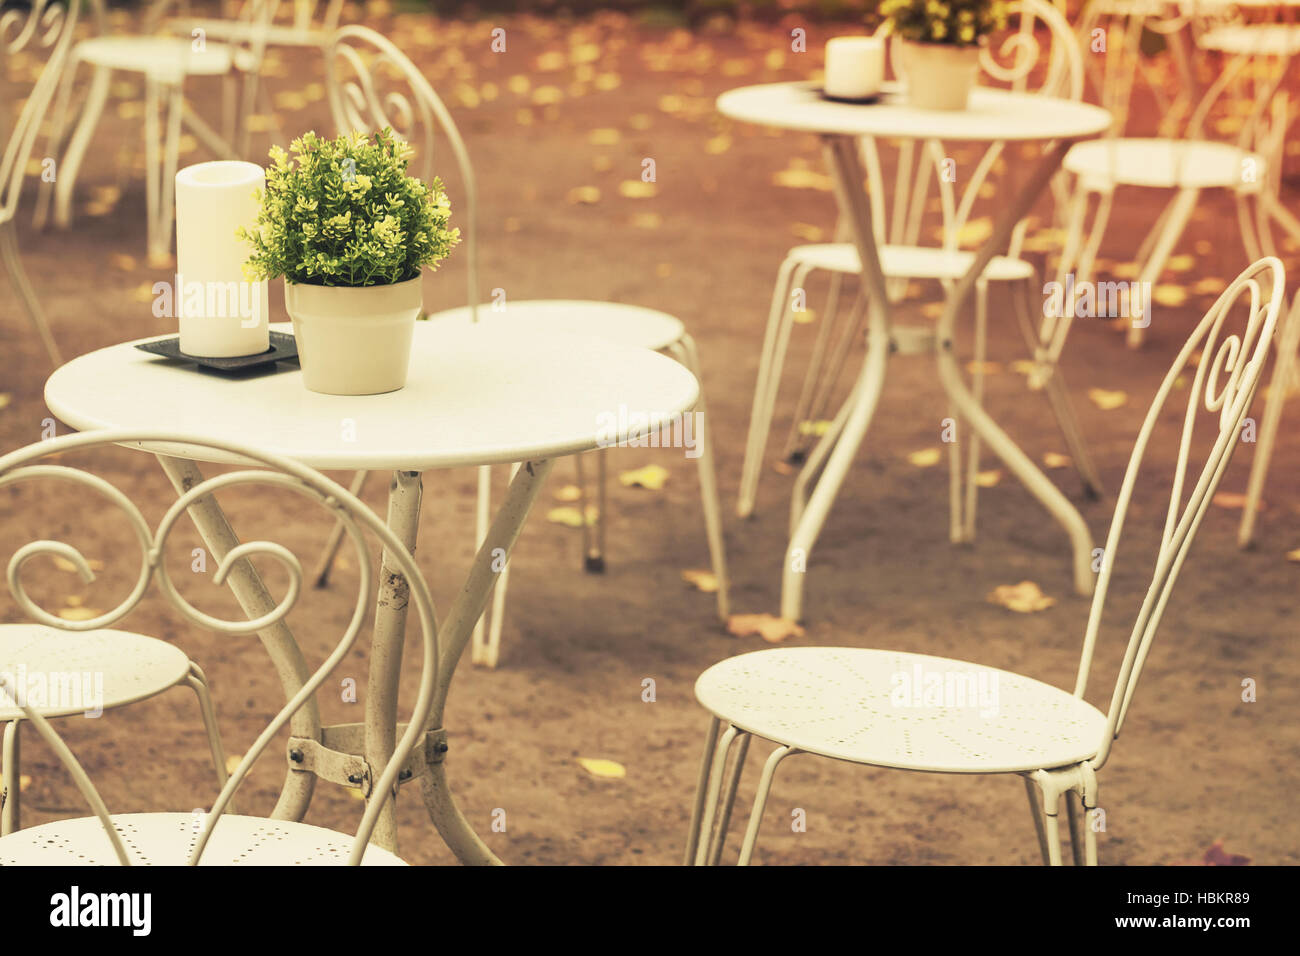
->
[241, 128, 459, 287]
[880, 0, 1007, 45]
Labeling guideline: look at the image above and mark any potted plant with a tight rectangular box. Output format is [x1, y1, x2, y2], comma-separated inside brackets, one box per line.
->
[880, 0, 1007, 111]
[241, 129, 459, 395]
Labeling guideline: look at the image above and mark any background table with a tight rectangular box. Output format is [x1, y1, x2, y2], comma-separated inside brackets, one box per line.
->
[717, 82, 1112, 620]
[45, 319, 699, 863]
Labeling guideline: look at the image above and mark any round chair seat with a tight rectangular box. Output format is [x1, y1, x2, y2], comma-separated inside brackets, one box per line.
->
[788, 243, 1036, 283]
[695, 647, 1106, 774]
[1064, 138, 1263, 191]
[1198, 25, 1300, 58]
[427, 299, 685, 352]
[0, 813, 407, 865]
[76, 36, 241, 78]
[0, 624, 191, 720]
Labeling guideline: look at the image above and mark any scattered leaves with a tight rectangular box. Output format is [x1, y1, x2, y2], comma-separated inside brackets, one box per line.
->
[907, 448, 942, 467]
[974, 469, 1002, 487]
[618, 180, 657, 199]
[619, 464, 669, 490]
[547, 505, 598, 528]
[1042, 452, 1073, 469]
[553, 484, 583, 502]
[577, 757, 626, 779]
[681, 568, 719, 593]
[987, 581, 1056, 613]
[1088, 388, 1128, 410]
[1212, 492, 1259, 510]
[726, 613, 805, 643]
[566, 186, 601, 205]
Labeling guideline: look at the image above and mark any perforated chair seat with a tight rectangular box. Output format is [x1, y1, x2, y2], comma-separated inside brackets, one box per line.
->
[0, 624, 192, 720]
[785, 243, 1036, 283]
[0, 813, 407, 865]
[427, 299, 685, 352]
[75, 36, 253, 78]
[695, 647, 1106, 774]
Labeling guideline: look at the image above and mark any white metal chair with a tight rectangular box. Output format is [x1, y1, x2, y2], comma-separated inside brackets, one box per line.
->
[686, 256, 1285, 865]
[1058, 2, 1300, 348]
[0, 428, 438, 865]
[0, 0, 81, 365]
[737, 0, 1103, 549]
[311, 26, 730, 668]
[36, 0, 279, 261]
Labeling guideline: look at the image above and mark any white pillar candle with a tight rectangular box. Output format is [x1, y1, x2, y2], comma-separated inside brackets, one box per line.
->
[174, 160, 270, 357]
[824, 36, 885, 100]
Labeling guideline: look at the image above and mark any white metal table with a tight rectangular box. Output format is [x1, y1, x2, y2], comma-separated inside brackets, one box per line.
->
[717, 82, 1112, 620]
[43, 319, 699, 864]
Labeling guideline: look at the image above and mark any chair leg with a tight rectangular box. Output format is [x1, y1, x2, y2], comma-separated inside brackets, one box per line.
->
[959, 279, 989, 543]
[481, 462, 521, 669]
[185, 663, 234, 813]
[52, 63, 111, 230]
[1082, 773, 1100, 867]
[312, 470, 372, 587]
[780, 269, 843, 463]
[1032, 771, 1065, 866]
[1065, 791, 1086, 866]
[707, 731, 751, 866]
[574, 452, 602, 572]
[1128, 187, 1199, 349]
[692, 723, 741, 866]
[470, 465, 492, 664]
[0, 221, 62, 366]
[1, 720, 18, 835]
[789, 377, 854, 537]
[670, 334, 730, 620]
[737, 744, 794, 866]
[1022, 774, 1051, 866]
[738, 256, 802, 518]
[684, 717, 722, 865]
[804, 289, 869, 435]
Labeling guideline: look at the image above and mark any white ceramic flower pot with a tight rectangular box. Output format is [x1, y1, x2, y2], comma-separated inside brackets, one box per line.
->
[284, 277, 421, 395]
[900, 41, 982, 111]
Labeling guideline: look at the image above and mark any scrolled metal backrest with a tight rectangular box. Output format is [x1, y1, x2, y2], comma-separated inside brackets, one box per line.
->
[0, 429, 440, 866]
[1075, 257, 1285, 770]
[324, 24, 479, 321]
[0, 0, 81, 223]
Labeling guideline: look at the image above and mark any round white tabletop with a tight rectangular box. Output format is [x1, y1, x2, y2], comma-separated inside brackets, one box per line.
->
[717, 81, 1112, 142]
[45, 321, 700, 470]
[428, 299, 685, 353]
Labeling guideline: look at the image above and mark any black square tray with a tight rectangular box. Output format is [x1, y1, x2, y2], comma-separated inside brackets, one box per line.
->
[135, 331, 298, 371]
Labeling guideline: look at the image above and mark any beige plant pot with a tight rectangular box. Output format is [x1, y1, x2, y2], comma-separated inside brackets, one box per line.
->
[284, 276, 421, 395]
[899, 41, 982, 111]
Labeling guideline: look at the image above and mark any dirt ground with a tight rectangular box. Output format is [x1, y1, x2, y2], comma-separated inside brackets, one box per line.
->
[1, 7, 1298, 865]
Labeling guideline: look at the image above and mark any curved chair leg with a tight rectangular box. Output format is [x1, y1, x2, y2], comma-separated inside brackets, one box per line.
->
[312, 470, 372, 587]
[0, 221, 62, 365]
[692, 723, 741, 866]
[573, 452, 603, 572]
[1128, 187, 1199, 349]
[185, 663, 234, 813]
[481, 462, 521, 669]
[33, 52, 80, 231]
[470, 464, 492, 664]
[1021, 774, 1051, 866]
[1240, 291, 1300, 547]
[790, 377, 853, 537]
[804, 289, 869, 438]
[1081, 769, 1100, 867]
[53, 62, 111, 230]
[684, 717, 722, 865]
[780, 269, 844, 463]
[1, 720, 19, 835]
[1065, 791, 1085, 866]
[1032, 770, 1065, 866]
[738, 256, 803, 518]
[958, 278, 989, 543]
[670, 334, 730, 620]
[737, 744, 795, 866]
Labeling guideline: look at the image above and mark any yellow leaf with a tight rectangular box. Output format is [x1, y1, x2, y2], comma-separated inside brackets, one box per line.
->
[619, 464, 669, 490]
[1088, 388, 1128, 410]
[772, 167, 832, 191]
[0, 393, 11, 410]
[1166, 254, 1195, 273]
[588, 127, 620, 145]
[907, 448, 942, 467]
[974, 469, 1002, 488]
[553, 484, 583, 502]
[1285, 548, 1300, 562]
[225, 755, 243, 776]
[546, 506, 597, 528]
[507, 74, 530, 95]
[1152, 284, 1188, 307]
[987, 581, 1056, 613]
[19, 774, 31, 792]
[618, 180, 657, 199]
[658, 94, 686, 114]
[566, 186, 601, 205]
[726, 613, 805, 644]
[681, 568, 719, 593]
[790, 222, 824, 242]
[531, 85, 563, 106]
[592, 155, 613, 172]
[536, 50, 566, 72]
[954, 217, 993, 247]
[792, 309, 817, 326]
[797, 419, 832, 436]
[1212, 492, 1257, 510]
[920, 302, 945, 319]
[570, 42, 601, 64]
[966, 360, 1002, 376]
[1043, 451, 1072, 469]
[594, 73, 621, 92]
[1010, 359, 1038, 376]
[1192, 277, 1225, 296]
[57, 607, 100, 621]
[109, 253, 137, 272]
[704, 134, 732, 155]
[577, 757, 626, 779]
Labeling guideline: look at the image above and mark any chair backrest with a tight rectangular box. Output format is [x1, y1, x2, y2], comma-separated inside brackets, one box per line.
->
[0, 0, 82, 224]
[0, 429, 440, 866]
[1073, 256, 1285, 770]
[868, 0, 1082, 261]
[323, 25, 479, 321]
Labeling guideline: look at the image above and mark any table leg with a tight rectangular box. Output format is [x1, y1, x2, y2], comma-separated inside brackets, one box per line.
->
[420, 458, 555, 865]
[365, 469, 423, 852]
[155, 455, 320, 821]
[932, 141, 1095, 596]
[779, 136, 892, 622]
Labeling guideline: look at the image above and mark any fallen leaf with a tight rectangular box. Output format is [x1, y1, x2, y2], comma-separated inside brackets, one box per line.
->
[704, 134, 732, 155]
[0, 393, 11, 410]
[797, 419, 832, 437]
[587, 127, 620, 145]
[553, 484, 583, 502]
[546, 505, 597, 527]
[974, 469, 1002, 487]
[618, 180, 657, 199]
[726, 613, 805, 643]
[1043, 452, 1073, 469]
[772, 167, 832, 191]
[19, 774, 31, 792]
[1088, 388, 1128, 410]
[792, 309, 817, 326]
[1285, 547, 1300, 562]
[566, 186, 601, 205]
[577, 757, 626, 779]
[1152, 284, 1189, 307]
[907, 448, 942, 467]
[1166, 254, 1196, 273]
[619, 464, 669, 490]
[57, 607, 101, 621]
[987, 581, 1056, 613]
[1174, 839, 1251, 866]
[966, 360, 1002, 376]
[790, 222, 824, 242]
[109, 253, 137, 272]
[1212, 492, 1259, 510]
[681, 569, 719, 593]
[771, 459, 797, 475]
